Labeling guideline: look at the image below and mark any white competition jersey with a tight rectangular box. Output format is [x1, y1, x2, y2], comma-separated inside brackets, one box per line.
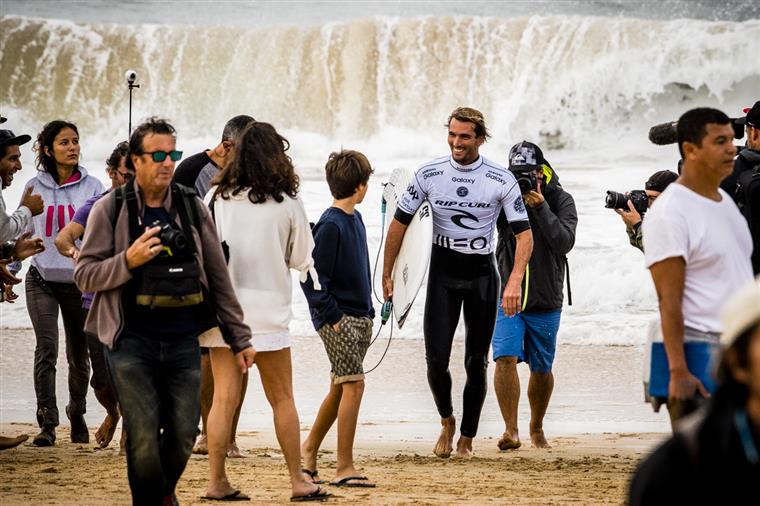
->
[397, 155, 529, 254]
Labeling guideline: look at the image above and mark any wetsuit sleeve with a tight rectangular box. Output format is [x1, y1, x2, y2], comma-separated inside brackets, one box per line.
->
[500, 176, 530, 233]
[531, 191, 577, 255]
[396, 170, 427, 219]
[300, 222, 343, 327]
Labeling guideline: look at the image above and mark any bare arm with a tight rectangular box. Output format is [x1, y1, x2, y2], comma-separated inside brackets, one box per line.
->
[649, 256, 709, 401]
[55, 221, 85, 259]
[382, 218, 409, 300]
[502, 228, 533, 317]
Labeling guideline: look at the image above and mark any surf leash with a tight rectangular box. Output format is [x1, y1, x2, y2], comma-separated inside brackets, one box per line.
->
[365, 184, 396, 374]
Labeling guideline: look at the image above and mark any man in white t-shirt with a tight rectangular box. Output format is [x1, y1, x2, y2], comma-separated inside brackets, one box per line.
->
[643, 107, 753, 427]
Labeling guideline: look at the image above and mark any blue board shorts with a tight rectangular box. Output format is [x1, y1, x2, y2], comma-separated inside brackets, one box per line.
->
[492, 308, 562, 373]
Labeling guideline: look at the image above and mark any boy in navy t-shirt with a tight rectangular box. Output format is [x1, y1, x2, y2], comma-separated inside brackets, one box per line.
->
[300, 150, 376, 488]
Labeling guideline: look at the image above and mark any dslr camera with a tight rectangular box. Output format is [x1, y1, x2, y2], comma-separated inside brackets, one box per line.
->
[512, 168, 538, 194]
[152, 220, 189, 256]
[605, 190, 648, 215]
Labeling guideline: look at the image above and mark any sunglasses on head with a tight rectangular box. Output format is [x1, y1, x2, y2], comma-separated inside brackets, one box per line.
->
[142, 150, 183, 162]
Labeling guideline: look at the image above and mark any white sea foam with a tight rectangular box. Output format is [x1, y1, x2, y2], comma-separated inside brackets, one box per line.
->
[0, 12, 757, 345]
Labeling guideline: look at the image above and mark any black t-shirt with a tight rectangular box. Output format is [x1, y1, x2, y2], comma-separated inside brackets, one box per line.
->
[123, 206, 201, 340]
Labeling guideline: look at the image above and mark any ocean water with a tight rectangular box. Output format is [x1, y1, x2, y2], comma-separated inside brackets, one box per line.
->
[1, 1, 758, 346]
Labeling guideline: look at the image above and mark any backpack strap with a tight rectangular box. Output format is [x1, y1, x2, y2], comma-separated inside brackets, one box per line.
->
[111, 185, 126, 229]
[171, 183, 199, 256]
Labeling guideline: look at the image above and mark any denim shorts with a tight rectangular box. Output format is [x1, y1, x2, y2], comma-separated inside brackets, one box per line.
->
[492, 308, 562, 373]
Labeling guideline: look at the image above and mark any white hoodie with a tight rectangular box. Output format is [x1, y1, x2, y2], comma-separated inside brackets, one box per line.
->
[24, 167, 104, 282]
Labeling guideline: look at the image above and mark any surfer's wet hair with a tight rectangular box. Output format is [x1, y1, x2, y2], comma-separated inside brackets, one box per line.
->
[447, 106, 490, 139]
[676, 107, 731, 158]
[325, 150, 374, 199]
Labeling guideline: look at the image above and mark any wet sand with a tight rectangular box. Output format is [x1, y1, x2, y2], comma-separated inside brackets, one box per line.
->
[0, 328, 669, 504]
[0, 422, 662, 505]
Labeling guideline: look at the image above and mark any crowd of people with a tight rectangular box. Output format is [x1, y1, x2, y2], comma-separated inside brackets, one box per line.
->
[0, 103, 758, 504]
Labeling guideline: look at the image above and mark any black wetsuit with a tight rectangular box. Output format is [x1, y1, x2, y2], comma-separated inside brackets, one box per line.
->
[395, 154, 530, 437]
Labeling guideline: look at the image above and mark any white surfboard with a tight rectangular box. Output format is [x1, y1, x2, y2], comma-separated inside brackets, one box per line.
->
[383, 168, 433, 328]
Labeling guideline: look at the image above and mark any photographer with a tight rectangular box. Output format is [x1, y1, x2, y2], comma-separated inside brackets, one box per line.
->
[721, 100, 760, 274]
[492, 141, 577, 450]
[613, 170, 678, 252]
[75, 118, 255, 506]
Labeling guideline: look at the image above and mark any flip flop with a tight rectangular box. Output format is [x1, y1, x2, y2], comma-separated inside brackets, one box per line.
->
[290, 486, 332, 502]
[302, 468, 326, 484]
[329, 476, 376, 488]
[201, 490, 251, 501]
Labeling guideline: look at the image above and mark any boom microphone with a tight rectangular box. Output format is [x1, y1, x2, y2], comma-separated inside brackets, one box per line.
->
[648, 121, 678, 145]
[649, 117, 745, 146]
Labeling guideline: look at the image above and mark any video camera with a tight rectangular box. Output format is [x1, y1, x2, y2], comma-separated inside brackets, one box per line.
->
[648, 118, 745, 145]
[605, 190, 648, 215]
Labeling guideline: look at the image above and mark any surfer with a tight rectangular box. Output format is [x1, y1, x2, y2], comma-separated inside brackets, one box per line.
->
[383, 107, 533, 458]
[300, 150, 376, 490]
[492, 141, 577, 450]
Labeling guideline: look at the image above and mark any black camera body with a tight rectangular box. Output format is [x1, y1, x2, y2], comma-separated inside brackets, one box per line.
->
[152, 220, 189, 256]
[605, 189, 648, 215]
[512, 169, 538, 194]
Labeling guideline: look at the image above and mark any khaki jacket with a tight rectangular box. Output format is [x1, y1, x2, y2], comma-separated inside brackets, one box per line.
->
[74, 181, 252, 353]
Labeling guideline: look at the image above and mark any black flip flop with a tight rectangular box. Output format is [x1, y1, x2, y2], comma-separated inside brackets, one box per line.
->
[302, 468, 326, 484]
[329, 476, 376, 488]
[290, 486, 332, 502]
[201, 489, 251, 501]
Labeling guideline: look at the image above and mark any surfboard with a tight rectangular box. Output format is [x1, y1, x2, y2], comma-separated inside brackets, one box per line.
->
[383, 168, 433, 328]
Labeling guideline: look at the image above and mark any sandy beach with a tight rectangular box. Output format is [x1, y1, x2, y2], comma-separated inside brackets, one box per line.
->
[0, 328, 670, 504]
[0, 422, 663, 505]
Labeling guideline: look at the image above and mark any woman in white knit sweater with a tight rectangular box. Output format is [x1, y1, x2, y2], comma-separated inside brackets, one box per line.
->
[201, 122, 329, 501]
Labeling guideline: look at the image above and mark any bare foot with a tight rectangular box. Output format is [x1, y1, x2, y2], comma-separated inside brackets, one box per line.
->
[433, 416, 455, 458]
[94, 413, 119, 448]
[530, 428, 551, 448]
[227, 440, 245, 458]
[497, 431, 521, 450]
[0, 434, 28, 450]
[192, 433, 208, 455]
[454, 436, 474, 459]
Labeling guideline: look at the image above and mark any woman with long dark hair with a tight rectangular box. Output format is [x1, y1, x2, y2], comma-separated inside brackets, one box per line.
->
[202, 122, 329, 501]
[25, 120, 104, 446]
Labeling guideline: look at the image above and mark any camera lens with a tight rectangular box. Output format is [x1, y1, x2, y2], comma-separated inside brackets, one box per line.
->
[605, 191, 628, 209]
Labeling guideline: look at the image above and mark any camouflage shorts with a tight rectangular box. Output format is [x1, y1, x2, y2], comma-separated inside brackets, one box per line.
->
[317, 315, 373, 384]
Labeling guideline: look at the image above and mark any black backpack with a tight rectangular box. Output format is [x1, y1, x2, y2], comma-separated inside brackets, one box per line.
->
[111, 182, 204, 308]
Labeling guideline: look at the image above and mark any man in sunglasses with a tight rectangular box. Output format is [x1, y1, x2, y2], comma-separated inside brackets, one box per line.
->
[54, 141, 133, 451]
[75, 117, 255, 506]
[720, 100, 760, 274]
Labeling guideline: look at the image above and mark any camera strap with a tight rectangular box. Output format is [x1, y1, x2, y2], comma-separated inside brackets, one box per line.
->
[171, 184, 198, 256]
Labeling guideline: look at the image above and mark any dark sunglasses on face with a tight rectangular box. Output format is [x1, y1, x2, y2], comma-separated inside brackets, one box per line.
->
[142, 150, 183, 162]
[117, 170, 134, 180]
